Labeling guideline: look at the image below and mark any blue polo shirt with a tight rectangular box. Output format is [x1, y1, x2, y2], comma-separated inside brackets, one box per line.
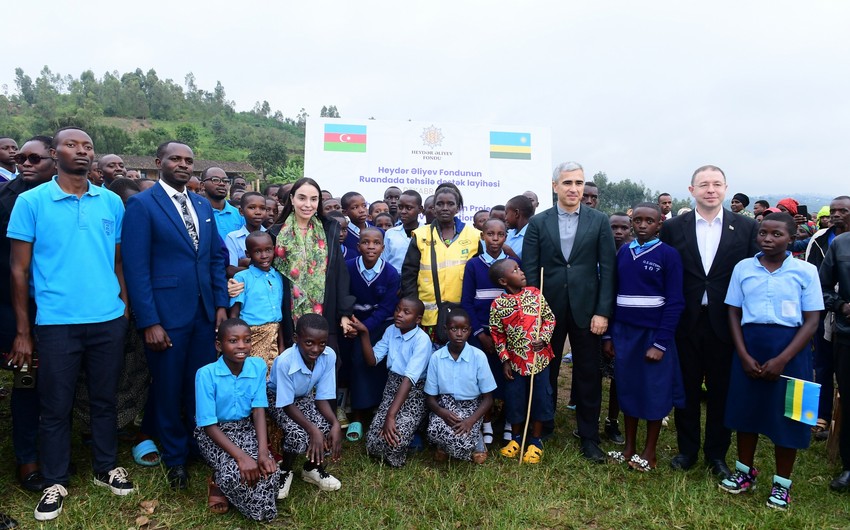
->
[7, 176, 125, 325]
[505, 224, 527, 259]
[213, 201, 244, 241]
[425, 343, 497, 400]
[725, 252, 824, 327]
[269, 344, 337, 407]
[195, 356, 268, 427]
[230, 265, 284, 325]
[382, 224, 416, 273]
[372, 325, 432, 383]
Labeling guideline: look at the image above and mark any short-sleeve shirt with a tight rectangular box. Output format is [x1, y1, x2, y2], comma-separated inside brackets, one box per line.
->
[424, 344, 497, 400]
[505, 224, 527, 260]
[213, 201, 245, 241]
[6, 176, 125, 325]
[230, 265, 284, 325]
[269, 344, 337, 408]
[225, 225, 267, 267]
[725, 252, 824, 327]
[382, 224, 415, 273]
[194, 356, 268, 427]
[372, 325, 432, 383]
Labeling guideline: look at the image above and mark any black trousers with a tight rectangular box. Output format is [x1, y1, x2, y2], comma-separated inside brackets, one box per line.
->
[36, 316, 128, 485]
[674, 310, 733, 461]
[550, 308, 602, 443]
[833, 338, 850, 470]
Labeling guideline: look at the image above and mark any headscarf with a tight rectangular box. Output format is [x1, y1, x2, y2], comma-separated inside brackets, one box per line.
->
[777, 198, 799, 216]
[732, 193, 750, 207]
[818, 206, 831, 220]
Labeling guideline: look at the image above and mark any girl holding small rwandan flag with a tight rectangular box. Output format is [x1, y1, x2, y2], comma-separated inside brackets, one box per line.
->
[720, 212, 824, 510]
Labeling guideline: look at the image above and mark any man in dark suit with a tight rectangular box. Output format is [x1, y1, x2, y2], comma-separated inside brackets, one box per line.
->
[523, 161, 616, 462]
[659, 165, 758, 478]
[122, 141, 228, 489]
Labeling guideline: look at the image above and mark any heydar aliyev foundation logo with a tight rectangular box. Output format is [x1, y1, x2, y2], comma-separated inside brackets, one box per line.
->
[420, 125, 444, 149]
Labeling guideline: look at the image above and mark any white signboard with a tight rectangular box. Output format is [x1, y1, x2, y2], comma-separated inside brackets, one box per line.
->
[304, 118, 553, 222]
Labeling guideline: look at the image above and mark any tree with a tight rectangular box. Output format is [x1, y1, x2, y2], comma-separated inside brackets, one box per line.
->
[247, 130, 289, 177]
[175, 124, 199, 146]
[14, 68, 35, 104]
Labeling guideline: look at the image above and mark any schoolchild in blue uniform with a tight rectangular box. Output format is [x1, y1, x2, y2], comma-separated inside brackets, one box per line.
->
[341, 192, 368, 259]
[425, 308, 496, 464]
[342, 227, 400, 442]
[719, 212, 823, 510]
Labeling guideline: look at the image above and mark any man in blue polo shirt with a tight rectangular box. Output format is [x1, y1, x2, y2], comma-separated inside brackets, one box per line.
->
[8, 127, 134, 522]
[202, 166, 244, 240]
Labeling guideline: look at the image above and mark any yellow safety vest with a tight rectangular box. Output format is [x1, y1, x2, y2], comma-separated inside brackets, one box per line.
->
[413, 222, 481, 326]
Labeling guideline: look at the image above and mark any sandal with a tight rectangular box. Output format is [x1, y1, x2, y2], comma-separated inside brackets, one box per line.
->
[346, 422, 363, 442]
[607, 451, 626, 464]
[132, 439, 161, 467]
[521, 445, 543, 464]
[628, 454, 654, 472]
[207, 476, 229, 514]
[500, 439, 521, 458]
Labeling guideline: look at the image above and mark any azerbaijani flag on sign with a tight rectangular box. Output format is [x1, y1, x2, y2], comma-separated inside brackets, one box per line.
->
[324, 124, 367, 152]
[783, 376, 820, 426]
[490, 131, 531, 160]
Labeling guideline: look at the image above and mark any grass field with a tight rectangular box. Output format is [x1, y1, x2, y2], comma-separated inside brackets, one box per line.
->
[0, 366, 848, 529]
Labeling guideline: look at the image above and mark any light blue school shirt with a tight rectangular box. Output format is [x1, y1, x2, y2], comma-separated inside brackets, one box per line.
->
[505, 224, 527, 259]
[0, 167, 16, 181]
[269, 344, 337, 408]
[7, 176, 125, 325]
[213, 201, 245, 241]
[230, 265, 283, 326]
[382, 224, 416, 273]
[225, 225, 266, 267]
[725, 252, 824, 327]
[424, 343, 497, 400]
[372, 325, 432, 384]
[195, 356, 268, 427]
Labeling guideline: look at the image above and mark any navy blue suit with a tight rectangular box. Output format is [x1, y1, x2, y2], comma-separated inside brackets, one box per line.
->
[122, 183, 228, 467]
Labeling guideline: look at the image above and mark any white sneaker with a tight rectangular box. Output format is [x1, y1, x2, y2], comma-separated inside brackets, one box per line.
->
[301, 466, 341, 491]
[34, 484, 68, 521]
[93, 467, 135, 496]
[277, 470, 293, 499]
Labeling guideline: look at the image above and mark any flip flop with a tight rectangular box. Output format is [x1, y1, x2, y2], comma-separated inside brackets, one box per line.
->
[346, 422, 363, 442]
[628, 454, 654, 472]
[208, 476, 229, 514]
[607, 451, 626, 464]
[132, 439, 161, 467]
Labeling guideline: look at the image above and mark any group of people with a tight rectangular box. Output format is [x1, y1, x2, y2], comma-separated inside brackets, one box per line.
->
[0, 128, 848, 526]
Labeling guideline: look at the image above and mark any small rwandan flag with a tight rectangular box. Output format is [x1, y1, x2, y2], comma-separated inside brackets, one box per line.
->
[324, 124, 367, 152]
[490, 131, 531, 160]
[783, 376, 820, 426]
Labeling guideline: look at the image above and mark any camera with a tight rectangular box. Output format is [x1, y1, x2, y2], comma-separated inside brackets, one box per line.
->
[13, 357, 38, 390]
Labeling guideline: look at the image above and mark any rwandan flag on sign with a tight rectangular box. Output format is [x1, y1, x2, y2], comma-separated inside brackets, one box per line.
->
[490, 131, 531, 160]
[783, 376, 820, 426]
[324, 124, 367, 152]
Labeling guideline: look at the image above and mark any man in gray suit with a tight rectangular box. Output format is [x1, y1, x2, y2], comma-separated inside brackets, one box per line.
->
[523, 161, 616, 462]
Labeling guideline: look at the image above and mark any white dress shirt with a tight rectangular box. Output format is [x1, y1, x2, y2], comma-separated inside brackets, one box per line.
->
[695, 208, 724, 305]
[158, 179, 199, 233]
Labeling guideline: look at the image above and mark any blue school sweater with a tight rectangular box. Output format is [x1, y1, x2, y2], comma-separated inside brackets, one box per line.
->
[612, 241, 685, 351]
[346, 257, 400, 333]
[461, 255, 521, 338]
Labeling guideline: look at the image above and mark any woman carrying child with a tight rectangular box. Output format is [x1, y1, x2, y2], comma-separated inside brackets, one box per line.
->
[194, 319, 281, 521]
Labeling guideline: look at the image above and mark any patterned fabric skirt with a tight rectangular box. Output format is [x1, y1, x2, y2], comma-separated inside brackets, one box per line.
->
[194, 418, 281, 522]
[267, 391, 331, 454]
[426, 395, 484, 461]
[250, 322, 280, 375]
[366, 372, 426, 467]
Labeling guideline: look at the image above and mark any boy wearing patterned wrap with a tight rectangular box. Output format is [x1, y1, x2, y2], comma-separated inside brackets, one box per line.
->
[268, 314, 342, 496]
[488, 259, 556, 464]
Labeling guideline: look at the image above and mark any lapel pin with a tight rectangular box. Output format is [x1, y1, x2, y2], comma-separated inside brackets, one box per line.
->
[728, 225, 734, 230]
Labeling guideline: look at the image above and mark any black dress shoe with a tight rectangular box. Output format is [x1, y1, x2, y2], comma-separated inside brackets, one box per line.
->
[19, 470, 46, 492]
[830, 470, 850, 492]
[706, 459, 732, 479]
[0, 512, 18, 529]
[167, 464, 189, 490]
[579, 439, 605, 463]
[670, 453, 697, 470]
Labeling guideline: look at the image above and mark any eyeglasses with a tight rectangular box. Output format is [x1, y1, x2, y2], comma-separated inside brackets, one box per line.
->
[203, 177, 227, 184]
[13, 154, 52, 165]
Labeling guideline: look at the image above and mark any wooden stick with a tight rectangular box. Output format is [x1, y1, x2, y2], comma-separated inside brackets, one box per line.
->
[519, 268, 544, 464]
